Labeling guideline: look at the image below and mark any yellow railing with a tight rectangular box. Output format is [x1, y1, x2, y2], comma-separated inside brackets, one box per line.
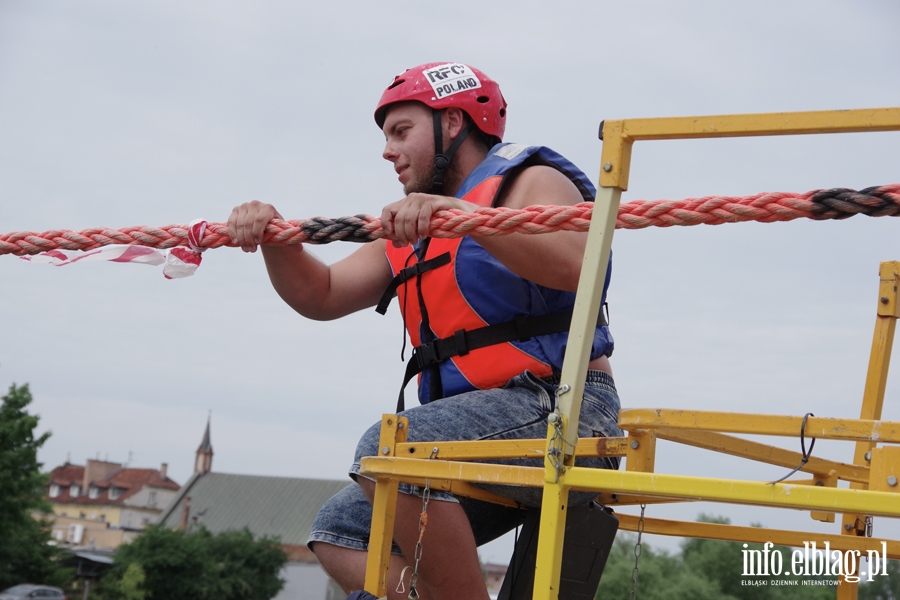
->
[361, 107, 900, 600]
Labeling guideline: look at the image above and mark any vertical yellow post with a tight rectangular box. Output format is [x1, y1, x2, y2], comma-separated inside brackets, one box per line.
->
[555, 184, 623, 440]
[837, 261, 900, 600]
[364, 414, 408, 597]
[533, 418, 571, 600]
[530, 116, 628, 599]
[532, 122, 627, 597]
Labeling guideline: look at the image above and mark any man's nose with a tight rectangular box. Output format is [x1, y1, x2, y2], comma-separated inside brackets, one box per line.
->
[383, 140, 399, 162]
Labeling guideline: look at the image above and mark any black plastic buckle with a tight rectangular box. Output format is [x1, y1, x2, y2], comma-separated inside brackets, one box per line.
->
[414, 343, 438, 369]
[399, 261, 426, 283]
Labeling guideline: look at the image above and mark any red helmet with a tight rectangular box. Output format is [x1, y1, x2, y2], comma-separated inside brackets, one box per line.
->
[374, 62, 507, 140]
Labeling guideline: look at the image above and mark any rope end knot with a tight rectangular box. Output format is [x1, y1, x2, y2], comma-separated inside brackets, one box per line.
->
[164, 219, 208, 279]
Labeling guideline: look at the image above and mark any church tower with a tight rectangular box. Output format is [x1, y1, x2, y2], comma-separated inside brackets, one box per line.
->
[194, 416, 213, 475]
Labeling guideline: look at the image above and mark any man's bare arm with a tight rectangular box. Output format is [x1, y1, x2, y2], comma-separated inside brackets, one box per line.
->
[475, 165, 588, 291]
[228, 201, 392, 320]
[260, 241, 390, 320]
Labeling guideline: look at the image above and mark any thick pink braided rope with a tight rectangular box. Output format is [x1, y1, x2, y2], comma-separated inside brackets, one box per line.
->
[2, 185, 899, 257]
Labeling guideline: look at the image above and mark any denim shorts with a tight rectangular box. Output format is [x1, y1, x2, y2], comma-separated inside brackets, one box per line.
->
[307, 370, 622, 553]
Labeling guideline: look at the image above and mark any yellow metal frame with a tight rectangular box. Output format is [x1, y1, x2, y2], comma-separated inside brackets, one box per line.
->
[360, 107, 900, 599]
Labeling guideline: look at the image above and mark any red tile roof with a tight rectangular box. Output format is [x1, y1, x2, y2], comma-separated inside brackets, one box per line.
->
[48, 463, 180, 506]
[49, 463, 85, 487]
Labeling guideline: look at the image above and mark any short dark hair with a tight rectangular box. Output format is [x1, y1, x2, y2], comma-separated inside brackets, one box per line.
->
[462, 113, 500, 153]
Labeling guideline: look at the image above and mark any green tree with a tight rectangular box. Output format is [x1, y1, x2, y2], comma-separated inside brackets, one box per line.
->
[596, 534, 727, 600]
[0, 383, 70, 589]
[103, 564, 147, 600]
[859, 559, 900, 600]
[100, 525, 287, 600]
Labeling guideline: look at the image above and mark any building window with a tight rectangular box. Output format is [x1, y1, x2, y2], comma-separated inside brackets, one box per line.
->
[141, 517, 150, 525]
[99, 514, 106, 523]
[49, 483, 60, 498]
[148, 491, 157, 505]
[89, 486, 99, 499]
[70, 485, 80, 497]
[109, 487, 121, 500]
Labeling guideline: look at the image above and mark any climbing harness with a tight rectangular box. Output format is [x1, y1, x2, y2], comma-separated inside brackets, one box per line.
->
[376, 252, 451, 315]
[391, 309, 607, 412]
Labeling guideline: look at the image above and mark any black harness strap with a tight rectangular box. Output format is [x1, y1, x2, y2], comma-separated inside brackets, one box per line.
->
[375, 252, 451, 315]
[413, 240, 444, 404]
[395, 308, 608, 412]
[384, 109, 477, 406]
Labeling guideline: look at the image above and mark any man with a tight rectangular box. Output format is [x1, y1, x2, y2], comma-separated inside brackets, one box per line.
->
[228, 63, 621, 600]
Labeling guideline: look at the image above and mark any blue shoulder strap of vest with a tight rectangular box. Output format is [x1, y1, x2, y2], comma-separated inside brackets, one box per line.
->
[456, 143, 596, 201]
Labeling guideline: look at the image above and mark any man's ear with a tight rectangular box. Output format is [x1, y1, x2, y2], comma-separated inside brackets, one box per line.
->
[444, 107, 466, 141]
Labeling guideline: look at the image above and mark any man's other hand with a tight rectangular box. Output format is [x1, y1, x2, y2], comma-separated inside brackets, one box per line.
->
[227, 200, 282, 253]
[380, 193, 474, 247]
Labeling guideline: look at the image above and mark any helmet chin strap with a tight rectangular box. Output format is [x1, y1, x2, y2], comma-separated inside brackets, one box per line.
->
[430, 109, 473, 195]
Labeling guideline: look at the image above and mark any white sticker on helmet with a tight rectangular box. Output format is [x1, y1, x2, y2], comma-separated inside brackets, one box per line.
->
[423, 63, 482, 100]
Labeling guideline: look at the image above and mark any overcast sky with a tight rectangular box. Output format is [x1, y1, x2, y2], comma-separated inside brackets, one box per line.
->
[2, 0, 899, 563]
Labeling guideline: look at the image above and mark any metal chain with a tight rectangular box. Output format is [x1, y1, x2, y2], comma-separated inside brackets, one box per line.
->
[407, 450, 436, 600]
[547, 416, 564, 483]
[547, 384, 572, 483]
[630, 504, 646, 600]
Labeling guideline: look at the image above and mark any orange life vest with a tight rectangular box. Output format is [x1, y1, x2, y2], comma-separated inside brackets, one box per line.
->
[380, 144, 613, 405]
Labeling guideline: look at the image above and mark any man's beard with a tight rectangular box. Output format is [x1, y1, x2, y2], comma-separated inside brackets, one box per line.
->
[403, 163, 434, 195]
[403, 157, 464, 196]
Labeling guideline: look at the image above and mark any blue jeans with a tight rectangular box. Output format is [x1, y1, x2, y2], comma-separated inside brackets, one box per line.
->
[308, 370, 622, 553]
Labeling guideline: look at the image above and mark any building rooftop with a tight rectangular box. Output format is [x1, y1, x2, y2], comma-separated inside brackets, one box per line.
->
[158, 471, 351, 547]
[48, 462, 179, 506]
